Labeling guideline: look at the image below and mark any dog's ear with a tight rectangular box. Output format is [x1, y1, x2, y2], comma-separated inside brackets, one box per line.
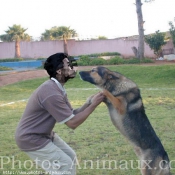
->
[113, 72, 123, 80]
[107, 74, 119, 80]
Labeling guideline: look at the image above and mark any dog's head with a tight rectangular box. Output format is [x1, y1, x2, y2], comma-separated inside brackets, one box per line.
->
[79, 66, 121, 87]
[79, 66, 136, 95]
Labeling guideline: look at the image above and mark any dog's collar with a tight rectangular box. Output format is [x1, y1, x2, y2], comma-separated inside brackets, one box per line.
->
[51, 77, 66, 95]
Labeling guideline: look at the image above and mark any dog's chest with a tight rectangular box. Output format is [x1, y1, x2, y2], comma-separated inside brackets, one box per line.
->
[107, 105, 127, 136]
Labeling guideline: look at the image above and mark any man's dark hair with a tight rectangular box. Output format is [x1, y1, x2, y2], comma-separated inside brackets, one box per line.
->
[44, 53, 68, 78]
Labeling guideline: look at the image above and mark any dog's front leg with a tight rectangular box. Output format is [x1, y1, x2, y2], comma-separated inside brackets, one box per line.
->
[103, 89, 126, 115]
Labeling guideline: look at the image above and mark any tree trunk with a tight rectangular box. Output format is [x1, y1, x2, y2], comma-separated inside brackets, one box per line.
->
[15, 40, 20, 58]
[63, 35, 68, 54]
[132, 46, 139, 58]
[136, 0, 144, 59]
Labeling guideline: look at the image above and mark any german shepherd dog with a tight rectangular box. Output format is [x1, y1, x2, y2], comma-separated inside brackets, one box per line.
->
[79, 66, 170, 175]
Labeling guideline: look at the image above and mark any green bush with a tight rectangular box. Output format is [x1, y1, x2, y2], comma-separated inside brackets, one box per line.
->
[145, 30, 166, 57]
[90, 58, 106, 65]
[141, 58, 154, 63]
[107, 56, 124, 65]
[78, 52, 121, 58]
[77, 56, 154, 66]
[78, 56, 91, 65]
[37, 57, 46, 60]
[0, 58, 23, 62]
[124, 58, 141, 64]
[0, 66, 13, 71]
[86, 53, 99, 57]
[169, 21, 175, 47]
[124, 58, 154, 64]
[0, 57, 48, 62]
[100, 52, 121, 56]
[76, 61, 85, 66]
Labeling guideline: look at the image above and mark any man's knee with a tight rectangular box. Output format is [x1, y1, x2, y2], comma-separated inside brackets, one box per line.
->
[70, 150, 77, 161]
[60, 156, 74, 171]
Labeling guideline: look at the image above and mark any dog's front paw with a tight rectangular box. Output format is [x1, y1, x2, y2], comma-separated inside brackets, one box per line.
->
[103, 89, 108, 97]
[86, 95, 94, 105]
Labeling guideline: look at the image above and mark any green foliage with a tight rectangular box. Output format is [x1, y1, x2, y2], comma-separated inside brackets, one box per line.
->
[36, 57, 46, 60]
[0, 24, 31, 42]
[100, 52, 121, 56]
[0, 66, 13, 71]
[77, 56, 91, 66]
[41, 26, 77, 41]
[0, 58, 47, 62]
[77, 55, 153, 66]
[90, 58, 106, 65]
[79, 52, 121, 57]
[145, 30, 167, 57]
[107, 57, 124, 65]
[98, 36, 108, 40]
[0, 58, 23, 62]
[140, 58, 154, 63]
[169, 21, 175, 47]
[122, 58, 153, 64]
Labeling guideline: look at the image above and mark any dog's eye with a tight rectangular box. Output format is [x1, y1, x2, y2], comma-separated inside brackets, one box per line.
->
[91, 69, 96, 72]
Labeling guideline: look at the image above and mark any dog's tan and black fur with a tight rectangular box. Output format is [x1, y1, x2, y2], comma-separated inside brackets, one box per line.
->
[79, 66, 170, 175]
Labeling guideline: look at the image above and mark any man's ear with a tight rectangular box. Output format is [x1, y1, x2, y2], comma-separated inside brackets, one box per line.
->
[56, 69, 62, 75]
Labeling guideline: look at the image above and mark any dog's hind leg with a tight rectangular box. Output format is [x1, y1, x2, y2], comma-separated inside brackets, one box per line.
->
[153, 156, 170, 175]
[103, 89, 126, 115]
[140, 156, 170, 175]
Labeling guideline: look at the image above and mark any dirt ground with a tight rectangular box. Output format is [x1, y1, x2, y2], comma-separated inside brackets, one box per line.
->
[0, 66, 94, 87]
[0, 61, 175, 87]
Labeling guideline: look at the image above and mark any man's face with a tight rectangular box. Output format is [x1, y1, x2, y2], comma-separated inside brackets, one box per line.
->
[56, 58, 77, 83]
[63, 58, 77, 77]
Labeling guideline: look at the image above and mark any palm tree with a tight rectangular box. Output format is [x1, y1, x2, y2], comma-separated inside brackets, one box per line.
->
[41, 26, 77, 54]
[98, 36, 108, 40]
[59, 26, 77, 54]
[169, 21, 175, 48]
[0, 24, 31, 58]
[41, 27, 58, 41]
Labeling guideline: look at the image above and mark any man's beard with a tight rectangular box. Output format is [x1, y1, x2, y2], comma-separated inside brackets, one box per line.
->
[58, 70, 76, 83]
[64, 76, 75, 83]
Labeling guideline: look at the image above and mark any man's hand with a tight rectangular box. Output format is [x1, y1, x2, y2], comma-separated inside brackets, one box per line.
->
[66, 92, 105, 129]
[73, 92, 104, 115]
[86, 92, 104, 106]
[90, 92, 105, 107]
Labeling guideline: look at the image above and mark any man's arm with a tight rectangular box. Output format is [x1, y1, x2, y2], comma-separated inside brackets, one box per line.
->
[73, 95, 94, 114]
[72, 103, 89, 114]
[65, 92, 104, 129]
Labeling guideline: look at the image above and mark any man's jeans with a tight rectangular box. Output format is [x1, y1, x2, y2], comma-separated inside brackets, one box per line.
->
[25, 134, 76, 175]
